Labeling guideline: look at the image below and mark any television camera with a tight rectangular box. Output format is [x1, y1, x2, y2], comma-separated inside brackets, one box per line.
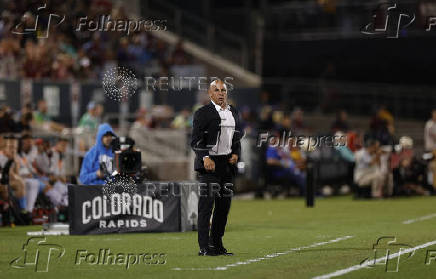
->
[99, 136, 148, 183]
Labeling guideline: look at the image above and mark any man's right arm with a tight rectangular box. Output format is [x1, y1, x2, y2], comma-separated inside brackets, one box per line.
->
[79, 152, 99, 184]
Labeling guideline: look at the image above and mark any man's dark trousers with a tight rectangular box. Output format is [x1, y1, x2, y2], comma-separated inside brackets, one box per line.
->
[198, 154, 234, 250]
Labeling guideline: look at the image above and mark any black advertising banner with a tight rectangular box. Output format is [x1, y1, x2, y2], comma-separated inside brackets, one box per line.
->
[68, 183, 182, 235]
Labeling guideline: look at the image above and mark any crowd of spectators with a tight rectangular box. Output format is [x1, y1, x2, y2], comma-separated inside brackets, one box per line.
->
[1, 1, 436, 226]
[255, 105, 436, 198]
[0, 132, 69, 225]
[1, 95, 436, 225]
[0, 0, 191, 81]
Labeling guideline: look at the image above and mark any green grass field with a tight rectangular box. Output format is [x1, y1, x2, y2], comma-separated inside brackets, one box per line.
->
[1, 196, 436, 279]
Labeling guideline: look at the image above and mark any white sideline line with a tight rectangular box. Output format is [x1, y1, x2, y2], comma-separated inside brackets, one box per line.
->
[402, 213, 436, 224]
[172, 236, 353, 271]
[312, 239, 436, 279]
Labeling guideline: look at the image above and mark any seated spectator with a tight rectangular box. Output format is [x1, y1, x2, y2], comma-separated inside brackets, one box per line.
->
[14, 103, 34, 133]
[46, 138, 69, 207]
[424, 109, 436, 191]
[334, 132, 355, 190]
[33, 100, 51, 125]
[266, 140, 306, 196]
[394, 157, 430, 196]
[33, 100, 65, 133]
[131, 108, 152, 130]
[17, 134, 43, 213]
[376, 123, 396, 146]
[354, 139, 389, 198]
[0, 36, 20, 78]
[0, 135, 27, 215]
[369, 106, 395, 144]
[17, 135, 67, 212]
[288, 138, 307, 171]
[334, 131, 355, 163]
[171, 40, 190, 65]
[291, 107, 307, 135]
[171, 108, 192, 129]
[391, 136, 415, 169]
[347, 131, 363, 152]
[0, 105, 15, 134]
[77, 102, 103, 152]
[78, 101, 103, 131]
[50, 138, 69, 182]
[33, 139, 51, 178]
[331, 110, 350, 133]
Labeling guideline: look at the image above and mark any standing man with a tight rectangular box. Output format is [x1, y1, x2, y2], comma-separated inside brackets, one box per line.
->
[191, 79, 242, 256]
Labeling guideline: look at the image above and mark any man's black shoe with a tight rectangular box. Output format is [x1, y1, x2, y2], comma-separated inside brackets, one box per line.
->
[198, 248, 218, 256]
[209, 239, 234, 255]
[215, 247, 234, 256]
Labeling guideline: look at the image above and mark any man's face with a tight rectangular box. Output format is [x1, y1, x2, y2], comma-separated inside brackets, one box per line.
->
[102, 134, 113, 148]
[368, 142, 379, 154]
[340, 111, 347, 121]
[57, 141, 67, 153]
[22, 138, 32, 153]
[95, 104, 103, 117]
[38, 101, 47, 113]
[208, 81, 227, 107]
[37, 144, 44, 153]
[4, 139, 17, 158]
[0, 136, 4, 151]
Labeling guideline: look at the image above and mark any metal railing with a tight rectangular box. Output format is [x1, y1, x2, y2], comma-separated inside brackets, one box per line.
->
[262, 77, 436, 121]
[265, 0, 430, 41]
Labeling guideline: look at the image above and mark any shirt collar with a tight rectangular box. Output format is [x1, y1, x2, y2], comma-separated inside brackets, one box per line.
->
[211, 100, 230, 112]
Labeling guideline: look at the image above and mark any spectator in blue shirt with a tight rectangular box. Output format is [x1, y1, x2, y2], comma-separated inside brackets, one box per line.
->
[266, 144, 306, 195]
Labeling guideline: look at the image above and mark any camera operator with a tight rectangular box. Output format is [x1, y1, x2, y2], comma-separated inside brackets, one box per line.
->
[79, 123, 116, 185]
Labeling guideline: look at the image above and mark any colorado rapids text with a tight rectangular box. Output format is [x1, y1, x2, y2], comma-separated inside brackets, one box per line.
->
[82, 194, 164, 228]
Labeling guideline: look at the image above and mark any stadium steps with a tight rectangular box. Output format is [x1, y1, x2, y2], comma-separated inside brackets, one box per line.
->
[150, 29, 260, 88]
[135, 1, 260, 88]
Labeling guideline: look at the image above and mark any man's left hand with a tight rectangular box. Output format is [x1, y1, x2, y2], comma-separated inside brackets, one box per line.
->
[229, 154, 238, 165]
